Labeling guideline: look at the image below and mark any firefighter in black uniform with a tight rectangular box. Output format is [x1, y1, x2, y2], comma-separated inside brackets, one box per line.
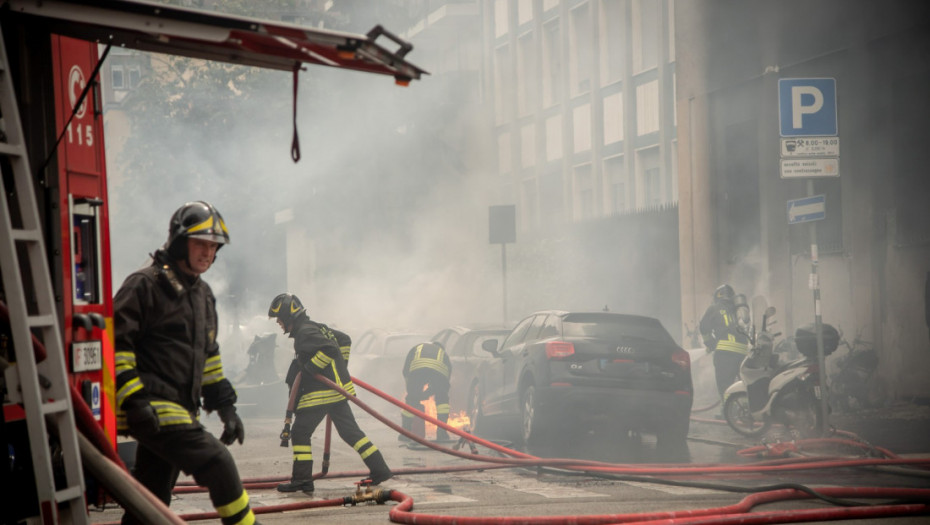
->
[269, 293, 392, 493]
[401, 342, 453, 441]
[114, 201, 256, 525]
[700, 284, 751, 405]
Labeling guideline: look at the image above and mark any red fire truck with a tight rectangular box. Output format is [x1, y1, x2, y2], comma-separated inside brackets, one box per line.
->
[0, 2, 423, 523]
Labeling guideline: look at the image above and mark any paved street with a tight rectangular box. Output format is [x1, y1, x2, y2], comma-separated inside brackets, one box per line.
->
[90, 381, 930, 525]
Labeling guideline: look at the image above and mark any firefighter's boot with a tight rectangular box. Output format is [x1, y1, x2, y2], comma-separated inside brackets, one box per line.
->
[362, 451, 393, 485]
[277, 460, 314, 493]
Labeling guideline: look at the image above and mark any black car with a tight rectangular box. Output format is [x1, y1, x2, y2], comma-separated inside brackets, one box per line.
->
[429, 326, 512, 415]
[468, 311, 692, 452]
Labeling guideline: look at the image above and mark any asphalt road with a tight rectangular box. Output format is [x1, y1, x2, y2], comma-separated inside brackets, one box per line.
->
[91, 386, 930, 525]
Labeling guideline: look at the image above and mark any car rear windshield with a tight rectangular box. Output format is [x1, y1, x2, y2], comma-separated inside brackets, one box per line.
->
[561, 314, 676, 345]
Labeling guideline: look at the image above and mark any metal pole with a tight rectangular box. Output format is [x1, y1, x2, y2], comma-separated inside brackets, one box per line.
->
[807, 180, 829, 436]
[501, 243, 508, 326]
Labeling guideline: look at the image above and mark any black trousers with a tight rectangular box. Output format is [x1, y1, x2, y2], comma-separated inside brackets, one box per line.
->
[291, 399, 381, 465]
[714, 349, 746, 400]
[122, 427, 253, 525]
[404, 370, 450, 413]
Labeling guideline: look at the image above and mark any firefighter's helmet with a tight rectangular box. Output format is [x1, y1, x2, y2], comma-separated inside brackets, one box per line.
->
[268, 293, 306, 331]
[713, 284, 735, 303]
[166, 201, 230, 260]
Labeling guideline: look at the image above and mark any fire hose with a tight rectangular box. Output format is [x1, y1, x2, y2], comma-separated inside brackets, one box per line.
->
[80, 365, 930, 524]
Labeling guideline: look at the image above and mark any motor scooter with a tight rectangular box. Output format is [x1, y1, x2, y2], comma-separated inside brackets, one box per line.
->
[723, 307, 838, 438]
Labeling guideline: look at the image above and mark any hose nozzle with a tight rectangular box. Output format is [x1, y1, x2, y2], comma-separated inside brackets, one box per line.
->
[279, 421, 291, 447]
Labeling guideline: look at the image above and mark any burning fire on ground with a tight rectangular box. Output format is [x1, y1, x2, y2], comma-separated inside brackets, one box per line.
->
[420, 397, 470, 439]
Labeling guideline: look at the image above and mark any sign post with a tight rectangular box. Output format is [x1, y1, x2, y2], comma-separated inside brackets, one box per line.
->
[489, 205, 516, 326]
[779, 78, 839, 436]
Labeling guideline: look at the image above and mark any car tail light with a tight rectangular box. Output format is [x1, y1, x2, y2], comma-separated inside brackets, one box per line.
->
[545, 341, 575, 359]
[671, 348, 690, 371]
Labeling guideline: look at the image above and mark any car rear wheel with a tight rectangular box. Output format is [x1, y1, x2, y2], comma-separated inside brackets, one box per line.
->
[521, 384, 542, 447]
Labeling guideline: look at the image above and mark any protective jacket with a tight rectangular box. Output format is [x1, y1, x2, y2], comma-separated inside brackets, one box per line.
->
[113, 249, 236, 433]
[289, 316, 356, 409]
[699, 301, 750, 355]
[403, 342, 451, 379]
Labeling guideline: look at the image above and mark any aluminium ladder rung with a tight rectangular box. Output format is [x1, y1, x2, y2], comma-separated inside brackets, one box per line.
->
[0, 141, 25, 156]
[27, 314, 56, 328]
[41, 399, 69, 415]
[11, 228, 43, 242]
[55, 486, 84, 503]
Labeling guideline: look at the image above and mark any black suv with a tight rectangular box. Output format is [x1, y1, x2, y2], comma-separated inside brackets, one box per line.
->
[468, 310, 692, 452]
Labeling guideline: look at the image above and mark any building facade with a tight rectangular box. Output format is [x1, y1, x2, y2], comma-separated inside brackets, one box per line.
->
[675, 0, 930, 399]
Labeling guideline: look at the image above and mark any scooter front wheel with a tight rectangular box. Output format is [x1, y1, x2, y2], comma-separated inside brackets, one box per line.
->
[724, 392, 771, 437]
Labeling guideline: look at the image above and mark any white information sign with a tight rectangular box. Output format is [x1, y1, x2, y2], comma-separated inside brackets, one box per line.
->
[780, 158, 839, 178]
[781, 137, 839, 157]
[72, 340, 103, 372]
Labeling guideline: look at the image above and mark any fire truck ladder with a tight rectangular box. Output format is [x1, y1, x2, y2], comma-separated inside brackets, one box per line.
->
[0, 27, 90, 525]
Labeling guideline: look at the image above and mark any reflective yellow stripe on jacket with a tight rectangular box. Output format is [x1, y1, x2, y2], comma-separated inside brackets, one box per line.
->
[408, 345, 450, 378]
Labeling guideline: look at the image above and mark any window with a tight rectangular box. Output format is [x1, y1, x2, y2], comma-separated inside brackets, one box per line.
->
[636, 80, 660, 136]
[603, 92, 624, 144]
[518, 0, 533, 25]
[541, 20, 561, 107]
[538, 315, 560, 340]
[494, 0, 509, 38]
[599, 0, 624, 85]
[494, 45, 512, 124]
[128, 66, 142, 89]
[545, 114, 563, 161]
[520, 124, 535, 168]
[498, 132, 511, 173]
[569, 3, 592, 95]
[636, 146, 661, 207]
[111, 66, 124, 89]
[572, 103, 591, 153]
[524, 315, 549, 344]
[517, 33, 536, 116]
[501, 315, 536, 352]
[632, 0, 659, 73]
[71, 200, 102, 304]
[604, 155, 627, 214]
[573, 164, 594, 221]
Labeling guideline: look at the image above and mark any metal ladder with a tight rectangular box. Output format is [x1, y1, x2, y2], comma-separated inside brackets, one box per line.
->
[0, 26, 89, 525]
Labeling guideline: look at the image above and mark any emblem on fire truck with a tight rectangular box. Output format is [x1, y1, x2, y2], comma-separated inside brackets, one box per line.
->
[68, 64, 87, 119]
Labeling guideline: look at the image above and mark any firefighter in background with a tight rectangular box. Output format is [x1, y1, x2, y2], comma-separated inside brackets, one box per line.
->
[700, 284, 751, 406]
[400, 342, 453, 442]
[113, 201, 256, 525]
[269, 293, 392, 493]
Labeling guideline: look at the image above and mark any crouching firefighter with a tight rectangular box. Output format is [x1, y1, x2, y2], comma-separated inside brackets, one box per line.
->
[401, 342, 453, 441]
[269, 293, 392, 493]
[114, 201, 256, 525]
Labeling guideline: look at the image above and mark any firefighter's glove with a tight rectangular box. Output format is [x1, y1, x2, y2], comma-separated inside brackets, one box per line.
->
[218, 405, 245, 445]
[126, 402, 160, 436]
[279, 422, 291, 447]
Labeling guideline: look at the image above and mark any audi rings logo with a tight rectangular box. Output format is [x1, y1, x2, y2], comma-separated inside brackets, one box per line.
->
[615, 346, 634, 354]
[68, 65, 87, 119]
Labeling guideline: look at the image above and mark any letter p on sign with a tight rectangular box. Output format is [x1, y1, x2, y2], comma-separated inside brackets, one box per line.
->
[778, 78, 837, 137]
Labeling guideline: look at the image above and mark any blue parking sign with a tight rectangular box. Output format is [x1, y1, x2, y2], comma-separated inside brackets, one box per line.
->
[779, 78, 837, 136]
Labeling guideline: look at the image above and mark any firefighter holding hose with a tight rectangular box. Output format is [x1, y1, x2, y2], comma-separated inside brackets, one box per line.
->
[400, 341, 453, 442]
[269, 293, 392, 493]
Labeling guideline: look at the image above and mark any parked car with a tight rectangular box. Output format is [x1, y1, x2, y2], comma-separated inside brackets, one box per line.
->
[349, 328, 430, 400]
[468, 310, 692, 453]
[429, 325, 512, 415]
